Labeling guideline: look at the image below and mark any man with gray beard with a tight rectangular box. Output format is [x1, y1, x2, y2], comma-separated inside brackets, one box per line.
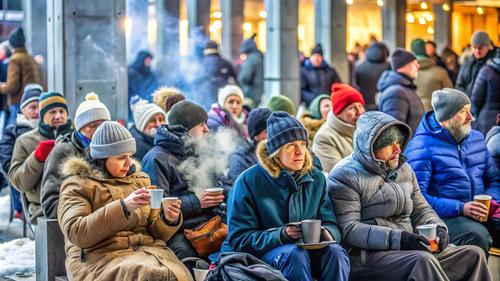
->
[406, 88, 500, 256]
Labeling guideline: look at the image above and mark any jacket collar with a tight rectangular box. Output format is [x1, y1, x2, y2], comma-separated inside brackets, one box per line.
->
[327, 111, 356, 137]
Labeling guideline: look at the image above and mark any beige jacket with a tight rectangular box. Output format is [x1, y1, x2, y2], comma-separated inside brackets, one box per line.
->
[58, 157, 192, 281]
[312, 111, 356, 172]
[8, 128, 47, 223]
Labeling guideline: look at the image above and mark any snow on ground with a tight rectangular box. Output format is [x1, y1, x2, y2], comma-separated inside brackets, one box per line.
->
[0, 192, 35, 279]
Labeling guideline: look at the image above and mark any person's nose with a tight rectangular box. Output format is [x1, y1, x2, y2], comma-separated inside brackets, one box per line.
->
[393, 143, 401, 154]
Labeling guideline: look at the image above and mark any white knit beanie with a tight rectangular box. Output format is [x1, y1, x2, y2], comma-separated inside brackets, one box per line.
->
[217, 85, 244, 107]
[74, 92, 111, 131]
[132, 101, 166, 132]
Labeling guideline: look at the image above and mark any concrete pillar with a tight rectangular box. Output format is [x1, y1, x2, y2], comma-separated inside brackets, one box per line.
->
[382, 0, 406, 52]
[23, 0, 48, 88]
[47, 0, 128, 121]
[126, 0, 148, 60]
[263, 0, 300, 106]
[155, 0, 180, 84]
[314, 0, 348, 82]
[186, 0, 210, 37]
[220, 0, 244, 61]
[434, 1, 453, 52]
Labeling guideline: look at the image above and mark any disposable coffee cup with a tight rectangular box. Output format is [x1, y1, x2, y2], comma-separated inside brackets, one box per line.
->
[161, 197, 179, 210]
[193, 268, 209, 281]
[148, 189, 163, 209]
[205, 187, 224, 195]
[474, 195, 492, 222]
[301, 219, 321, 244]
[416, 224, 438, 252]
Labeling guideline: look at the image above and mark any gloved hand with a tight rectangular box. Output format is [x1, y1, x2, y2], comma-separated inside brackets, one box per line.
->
[436, 226, 449, 252]
[400, 231, 430, 252]
[34, 140, 56, 162]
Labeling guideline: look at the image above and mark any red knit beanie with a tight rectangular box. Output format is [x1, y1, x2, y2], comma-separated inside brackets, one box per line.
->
[330, 83, 365, 116]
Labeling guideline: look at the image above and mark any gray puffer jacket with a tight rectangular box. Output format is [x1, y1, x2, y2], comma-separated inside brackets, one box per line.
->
[327, 111, 445, 251]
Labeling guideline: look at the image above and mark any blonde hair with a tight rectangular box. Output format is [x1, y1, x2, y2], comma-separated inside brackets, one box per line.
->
[257, 140, 313, 178]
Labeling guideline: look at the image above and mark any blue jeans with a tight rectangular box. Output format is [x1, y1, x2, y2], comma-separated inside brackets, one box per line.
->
[11, 187, 22, 212]
[261, 244, 350, 281]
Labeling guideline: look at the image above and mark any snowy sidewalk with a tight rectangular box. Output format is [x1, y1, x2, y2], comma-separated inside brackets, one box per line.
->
[0, 191, 35, 280]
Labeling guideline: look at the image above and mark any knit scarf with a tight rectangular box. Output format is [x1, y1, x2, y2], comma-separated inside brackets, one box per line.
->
[75, 130, 91, 149]
[38, 120, 72, 139]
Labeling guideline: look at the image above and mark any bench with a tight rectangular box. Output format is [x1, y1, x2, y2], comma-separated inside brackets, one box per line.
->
[35, 218, 67, 281]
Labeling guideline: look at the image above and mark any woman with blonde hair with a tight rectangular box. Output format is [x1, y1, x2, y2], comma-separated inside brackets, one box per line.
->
[224, 112, 350, 281]
[57, 121, 192, 281]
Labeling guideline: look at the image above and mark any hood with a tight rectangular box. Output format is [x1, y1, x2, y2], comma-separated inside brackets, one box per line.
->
[353, 111, 412, 177]
[61, 156, 141, 182]
[239, 36, 260, 54]
[417, 57, 436, 70]
[130, 50, 152, 73]
[16, 114, 38, 129]
[377, 70, 414, 92]
[365, 43, 388, 63]
[153, 124, 192, 158]
[487, 49, 500, 72]
[304, 59, 329, 71]
[413, 111, 458, 145]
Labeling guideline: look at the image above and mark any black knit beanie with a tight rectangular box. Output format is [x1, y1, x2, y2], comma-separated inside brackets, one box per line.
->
[373, 125, 408, 152]
[168, 100, 208, 131]
[390, 48, 417, 70]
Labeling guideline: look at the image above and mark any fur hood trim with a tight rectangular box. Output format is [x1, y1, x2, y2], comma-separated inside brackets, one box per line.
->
[61, 156, 142, 180]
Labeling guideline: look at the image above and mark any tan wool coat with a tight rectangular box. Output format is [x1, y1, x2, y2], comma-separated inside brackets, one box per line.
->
[57, 157, 193, 281]
[414, 57, 453, 112]
[0, 48, 43, 105]
[312, 111, 356, 173]
[8, 128, 47, 223]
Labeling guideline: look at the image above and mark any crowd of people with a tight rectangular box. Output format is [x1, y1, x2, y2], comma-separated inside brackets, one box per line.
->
[0, 26, 498, 281]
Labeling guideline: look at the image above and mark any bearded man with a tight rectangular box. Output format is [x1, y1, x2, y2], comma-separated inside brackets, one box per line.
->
[406, 88, 500, 256]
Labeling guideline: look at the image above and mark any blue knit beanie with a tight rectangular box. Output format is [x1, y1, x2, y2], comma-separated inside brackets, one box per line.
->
[247, 108, 272, 139]
[266, 111, 308, 154]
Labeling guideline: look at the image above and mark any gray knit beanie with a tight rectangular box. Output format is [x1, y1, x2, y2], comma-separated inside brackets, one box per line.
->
[168, 100, 208, 131]
[431, 88, 471, 122]
[373, 125, 408, 152]
[132, 102, 166, 132]
[471, 30, 491, 47]
[74, 92, 111, 131]
[90, 121, 136, 159]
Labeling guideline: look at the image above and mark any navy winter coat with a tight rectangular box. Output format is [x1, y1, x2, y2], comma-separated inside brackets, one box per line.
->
[456, 47, 496, 96]
[406, 112, 500, 218]
[377, 70, 425, 134]
[129, 125, 154, 161]
[0, 115, 35, 174]
[227, 140, 257, 183]
[128, 51, 158, 102]
[197, 53, 237, 110]
[141, 125, 219, 229]
[354, 43, 390, 110]
[238, 40, 264, 107]
[225, 142, 342, 258]
[300, 60, 341, 106]
[471, 55, 500, 135]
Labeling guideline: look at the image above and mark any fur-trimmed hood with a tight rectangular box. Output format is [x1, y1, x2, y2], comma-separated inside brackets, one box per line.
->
[256, 140, 313, 179]
[61, 156, 143, 182]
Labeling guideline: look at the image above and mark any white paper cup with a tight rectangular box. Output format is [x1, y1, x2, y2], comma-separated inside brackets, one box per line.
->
[148, 189, 164, 209]
[193, 268, 209, 281]
[205, 187, 224, 195]
[416, 224, 437, 241]
[161, 197, 179, 209]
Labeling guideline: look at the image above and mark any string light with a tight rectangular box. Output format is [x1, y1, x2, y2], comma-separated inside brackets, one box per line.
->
[427, 26, 434, 34]
[212, 11, 221, 19]
[418, 16, 426, 25]
[406, 13, 415, 24]
[346, 0, 354, 5]
[258, 11, 267, 19]
[477, 7, 484, 15]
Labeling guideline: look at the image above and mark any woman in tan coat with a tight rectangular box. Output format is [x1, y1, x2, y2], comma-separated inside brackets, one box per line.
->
[57, 121, 192, 281]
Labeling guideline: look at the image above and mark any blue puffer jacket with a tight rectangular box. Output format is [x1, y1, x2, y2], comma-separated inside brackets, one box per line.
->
[406, 112, 500, 218]
[225, 142, 341, 258]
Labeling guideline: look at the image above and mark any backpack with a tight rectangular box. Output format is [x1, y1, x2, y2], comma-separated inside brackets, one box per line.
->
[206, 252, 287, 281]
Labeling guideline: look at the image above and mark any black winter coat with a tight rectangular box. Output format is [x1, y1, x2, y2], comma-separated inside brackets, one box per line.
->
[238, 43, 263, 107]
[471, 56, 500, 135]
[227, 141, 257, 183]
[300, 60, 341, 106]
[197, 53, 237, 110]
[377, 71, 425, 134]
[129, 125, 154, 161]
[354, 43, 390, 110]
[456, 47, 496, 96]
[141, 125, 220, 229]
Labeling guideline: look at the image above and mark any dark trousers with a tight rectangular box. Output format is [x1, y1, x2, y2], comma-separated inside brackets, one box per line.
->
[261, 244, 350, 281]
[443, 216, 493, 256]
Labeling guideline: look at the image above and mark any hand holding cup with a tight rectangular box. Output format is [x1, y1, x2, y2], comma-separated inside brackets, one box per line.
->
[162, 197, 182, 223]
[124, 188, 151, 211]
[199, 188, 225, 209]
